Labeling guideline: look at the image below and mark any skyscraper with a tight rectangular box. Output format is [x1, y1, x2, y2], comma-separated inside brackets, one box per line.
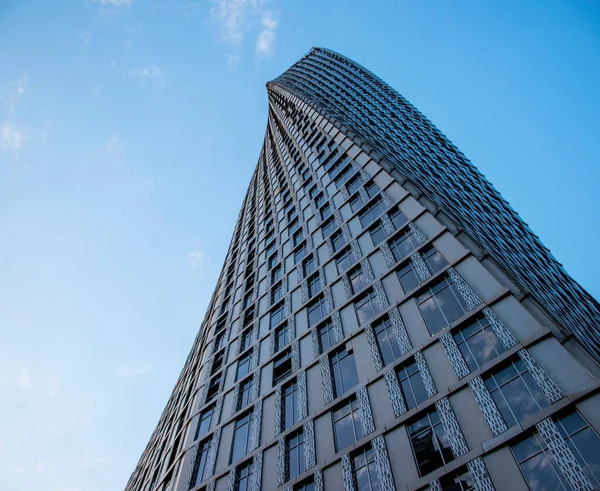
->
[125, 48, 600, 491]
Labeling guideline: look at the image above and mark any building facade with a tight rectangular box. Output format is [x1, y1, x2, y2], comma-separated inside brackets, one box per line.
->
[125, 48, 600, 491]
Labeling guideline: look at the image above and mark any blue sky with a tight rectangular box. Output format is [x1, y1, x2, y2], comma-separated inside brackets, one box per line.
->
[0, 1, 598, 490]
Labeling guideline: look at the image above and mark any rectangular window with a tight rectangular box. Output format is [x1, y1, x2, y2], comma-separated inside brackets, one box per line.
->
[318, 319, 336, 353]
[288, 218, 299, 235]
[355, 289, 383, 326]
[189, 439, 211, 488]
[287, 430, 306, 481]
[195, 405, 214, 441]
[205, 375, 221, 403]
[321, 217, 336, 239]
[389, 208, 408, 230]
[369, 221, 387, 246]
[358, 197, 385, 228]
[439, 465, 475, 491]
[408, 410, 454, 476]
[373, 316, 401, 366]
[271, 281, 284, 304]
[314, 192, 326, 208]
[397, 359, 429, 410]
[350, 195, 362, 213]
[237, 377, 253, 411]
[346, 173, 364, 195]
[239, 328, 253, 353]
[417, 276, 470, 335]
[333, 397, 364, 451]
[294, 478, 315, 491]
[307, 273, 322, 298]
[234, 459, 253, 491]
[364, 180, 379, 199]
[349, 266, 368, 295]
[293, 230, 304, 247]
[231, 412, 252, 464]
[303, 255, 316, 277]
[272, 265, 283, 283]
[421, 246, 448, 275]
[330, 347, 359, 398]
[453, 316, 506, 371]
[336, 248, 354, 274]
[320, 203, 332, 220]
[352, 445, 380, 491]
[294, 245, 308, 264]
[389, 229, 420, 262]
[275, 323, 289, 351]
[485, 359, 550, 428]
[270, 303, 285, 329]
[273, 349, 292, 386]
[307, 296, 327, 327]
[397, 263, 421, 293]
[331, 229, 347, 252]
[282, 379, 299, 431]
[236, 352, 251, 381]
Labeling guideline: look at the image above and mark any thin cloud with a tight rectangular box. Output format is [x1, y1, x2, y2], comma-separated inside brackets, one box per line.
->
[106, 136, 120, 156]
[256, 11, 277, 58]
[0, 123, 26, 159]
[90, 0, 131, 7]
[129, 65, 163, 82]
[82, 30, 93, 44]
[114, 364, 150, 378]
[189, 250, 214, 274]
[8, 76, 27, 112]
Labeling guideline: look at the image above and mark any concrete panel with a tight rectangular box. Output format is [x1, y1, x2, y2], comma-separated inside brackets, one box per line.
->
[261, 444, 279, 491]
[398, 299, 430, 348]
[307, 364, 324, 414]
[260, 364, 273, 396]
[382, 272, 403, 306]
[347, 216, 362, 237]
[432, 232, 468, 264]
[324, 461, 345, 491]
[214, 421, 234, 472]
[291, 288, 303, 313]
[331, 280, 346, 309]
[483, 446, 529, 491]
[490, 296, 547, 345]
[315, 413, 336, 462]
[369, 378, 394, 428]
[576, 392, 600, 433]
[357, 232, 375, 257]
[300, 334, 313, 366]
[317, 243, 330, 266]
[369, 251, 387, 279]
[386, 181, 409, 203]
[455, 256, 505, 303]
[449, 387, 494, 449]
[352, 332, 376, 382]
[262, 393, 275, 443]
[324, 260, 338, 285]
[295, 308, 308, 337]
[398, 195, 425, 220]
[340, 304, 359, 336]
[423, 342, 458, 392]
[386, 425, 420, 487]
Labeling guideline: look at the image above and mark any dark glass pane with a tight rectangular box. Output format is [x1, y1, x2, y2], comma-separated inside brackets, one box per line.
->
[412, 428, 444, 475]
[398, 266, 420, 293]
[571, 428, 600, 485]
[334, 412, 356, 450]
[491, 390, 518, 428]
[435, 286, 466, 325]
[520, 453, 567, 491]
[339, 353, 359, 393]
[419, 296, 447, 335]
[409, 372, 429, 406]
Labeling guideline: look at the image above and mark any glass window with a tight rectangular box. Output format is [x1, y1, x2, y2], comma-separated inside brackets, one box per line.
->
[439, 466, 475, 491]
[485, 359, 550, 428]
[331, 230, 347, 252]
[283, 379, 299, 431]
[389, 208, 408, 230]
[336, 248, 354, 274]
[189, 439, 211, 488]
[275, 323, 289, 351]
[294, 478, 315, 491]
[350, 195, 363, 213]
[308, 296, 327, 327]
[349, 266, 368, 295]
[272, 281, 284, 304]
[422, 246, 447, 275]
[453, 316, 506, 371]
[322, 218, 336, 239]
[397, 359, 429, 410]
[408, 410, 455, 476]
[231, 412, 252, 464]
[271, 303, 284, 329]
[240, 328, 253, 352]
[373, 316, 401, 366]
[346, 173, 364, 195]
[272, 266, 283, 283]
[417, 276, 470, 335]
[273, 350, 292, 386]
[389, 230, 420, 262]
[320, 203, 332, 220]
[295, 245, 307, 264]
[330, 347, 359, 398]
[314, 192, 326, 208]
[397, 263, 421, 293]
[364, 180, 379, 199]
[293, 230, 304, 247]
[236, 352, 251, 381]
[308, 273, 322, 298]
[287, 430, 306, 481]
[359, 197, 385, 228]
[369, 222, 387, 246]
[353, 445, 380, 491]
[195, 405, 214, 441]
[234, 460, 253, 491]
[318, 320, 336, 353]
[303, 255, 317, 276]
[237, 377, 253, 411]
[288, 218, 299, 235]
[555, 410, 600, 487]
[355, 289, 384, 326]
[333, 397, 364, 451]
[512, 433, 569, 491]
[205, 375, 221, 403]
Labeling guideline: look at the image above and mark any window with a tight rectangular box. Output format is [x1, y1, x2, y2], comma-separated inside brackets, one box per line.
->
[554, 410, 600, 487]
[303, 255, 316, 277]
[237, 377, 253, 411]
[214, 330, 226, 352]
[333, 397, 363, 451]
[294, 478, 315, 491]
[267, 253, 278, 271]
[307, 296, 327, 327]
[273, 350, 292, 386]
[272, 281, 284, 304]
[318, 320, 336, 353]
[485, 359, 550, 428]
[243, 290, 254, 309]
[307, 273, 322, 298]
[358, 197, 385, 228]
[372, 316, 401, 366]
[422, 246, 448, 275]
[239, 328, 253, 353]
[389, 229, 420, 262]
[512, 433, 570, 491]
[294, 244, 308, 264]
[453, 316, 506, 371]
[314, 192, 326, 208]
[355, 289, 384, 325]
[272, 265, 283, 283]
[349, 266, 368, 295]
[397, 263, 420, 293]
[408, 410, 454, 476]
[275, 323, 289, 351]
[321, 217, 336, 239]
[205, 375, 221, 402]
[417, 276, 470, 335]
[236, 352, 251, 381]
[364, 180, 379, 199]
[397, 359, 429, 410]
[320, 203, 332, 220]
[288, 218, 299, 235]
[287, 430, 306, 481]
[189, 439, 211, 488]
[293, 230, 304, 247]
[331, 229, 347, 252]
[282, 379, 299, 430]
[439, 466, 475, 491]
[195, 405, 214, 441]
[346, 173, 364, 195]
[330, 347, 359, 397]
[350, 194, 363, 213]
[231, 412, 252, 464]
[389, 208, 408, 229]
[369, 222, 387, 246]
[233, 459, 253, 491]
[270, 303, 285, 329]
[336, 248, 354, 274]
[352, 445, 380, 491]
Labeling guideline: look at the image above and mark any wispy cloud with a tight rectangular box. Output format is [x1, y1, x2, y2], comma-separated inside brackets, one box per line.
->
[91, 0, 131, 7]
[189, 250, 214, 274]
[0, 367, 60, 399]
[82, 30, 93, 44]
[209, 0, 280, 65]
[106, 136, 120, 156]
[114, 364, 150, 378]
[8, 76, 27, 112]
[0, 123, 26, 158]
[256, 11, 277, 58]
[129, 65, 163, 83]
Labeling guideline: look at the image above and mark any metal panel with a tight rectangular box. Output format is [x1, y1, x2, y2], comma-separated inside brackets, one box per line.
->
[372, 435, 395, 490]
[518, 349, 563, 403]
[356, 386, 375, 435]
[384, 368, 407, 417]
[440, 331, 470, 379]
[304, 419, 316, 469]
[364, 323, 384, 371]
[274, 385, 282, 436]
[468, 376, 508, 437]
[249, 400, 262, 451]
[415, 351, 437, 397]
[320, 356, 335, 404]
[435, 397, 468, 458]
